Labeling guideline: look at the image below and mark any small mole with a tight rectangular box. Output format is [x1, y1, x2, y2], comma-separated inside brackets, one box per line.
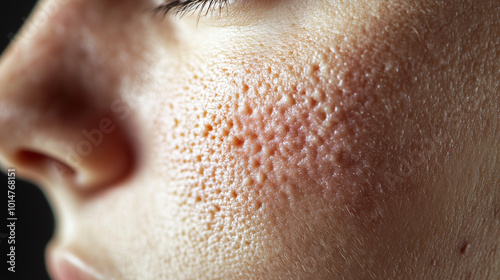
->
[459, 241, 470, 255]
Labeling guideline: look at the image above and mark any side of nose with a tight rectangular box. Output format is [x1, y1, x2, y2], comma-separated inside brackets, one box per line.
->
[0, 1, 138, 194]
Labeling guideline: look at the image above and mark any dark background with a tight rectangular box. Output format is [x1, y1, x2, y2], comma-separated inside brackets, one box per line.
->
[1, 1, 55, 280]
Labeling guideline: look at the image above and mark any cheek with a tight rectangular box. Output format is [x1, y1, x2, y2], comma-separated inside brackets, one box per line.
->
[168, 32, 440, 273]
[194, 41, 430, 222]
[152, 5, 452, 270]
[143, 1, 497, 276]
[216, 67, 382, 215]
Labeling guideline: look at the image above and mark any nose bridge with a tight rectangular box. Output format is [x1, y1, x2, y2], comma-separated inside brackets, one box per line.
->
[7, 0, 87, 58]
[0, 0, 138, 194]
[4, 0, 121, 95]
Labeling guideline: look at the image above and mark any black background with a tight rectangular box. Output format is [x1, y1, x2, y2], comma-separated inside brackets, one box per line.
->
[1, 1, 55, 280]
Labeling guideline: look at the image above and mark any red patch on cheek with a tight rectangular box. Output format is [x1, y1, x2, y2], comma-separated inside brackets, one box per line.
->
[223, 66, 375, 213]
[220, 39, 431, 221]
[195, 4, 444, 226]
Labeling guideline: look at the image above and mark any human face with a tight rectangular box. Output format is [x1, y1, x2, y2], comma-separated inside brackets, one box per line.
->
[0, 0, 499, 279]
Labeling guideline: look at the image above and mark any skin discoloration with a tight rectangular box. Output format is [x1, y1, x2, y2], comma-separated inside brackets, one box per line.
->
[179, 0, 438, 220]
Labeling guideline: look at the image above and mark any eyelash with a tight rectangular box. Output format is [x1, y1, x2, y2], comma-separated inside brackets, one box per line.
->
[154, 0, 234, 18]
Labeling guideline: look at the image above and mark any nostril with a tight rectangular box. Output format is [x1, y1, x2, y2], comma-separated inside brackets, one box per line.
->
[16, 150, 76, 183]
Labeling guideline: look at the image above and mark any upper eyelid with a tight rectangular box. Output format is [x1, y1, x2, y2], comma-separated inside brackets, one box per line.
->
[153, 0, 233, 19]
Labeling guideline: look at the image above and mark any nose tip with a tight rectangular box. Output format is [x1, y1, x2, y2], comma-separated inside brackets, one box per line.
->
[0, 88, 136, 193]
[0, 36, 136, 195]
[3, 117, 135, 191]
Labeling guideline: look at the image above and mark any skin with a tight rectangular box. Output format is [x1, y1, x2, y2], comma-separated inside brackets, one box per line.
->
[0, 0, 499, 279]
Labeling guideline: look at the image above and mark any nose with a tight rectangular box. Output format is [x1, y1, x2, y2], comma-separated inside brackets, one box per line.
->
[0, 1, 137, 194]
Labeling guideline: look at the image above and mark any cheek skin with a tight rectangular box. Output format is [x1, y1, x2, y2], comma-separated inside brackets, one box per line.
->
[165, 9, 436, 278]
[150, 1, 499, 278]
[195, 7, 434, 221]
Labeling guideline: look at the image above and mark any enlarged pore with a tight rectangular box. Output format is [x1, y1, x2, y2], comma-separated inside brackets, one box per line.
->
[215, 31, 433, 219]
